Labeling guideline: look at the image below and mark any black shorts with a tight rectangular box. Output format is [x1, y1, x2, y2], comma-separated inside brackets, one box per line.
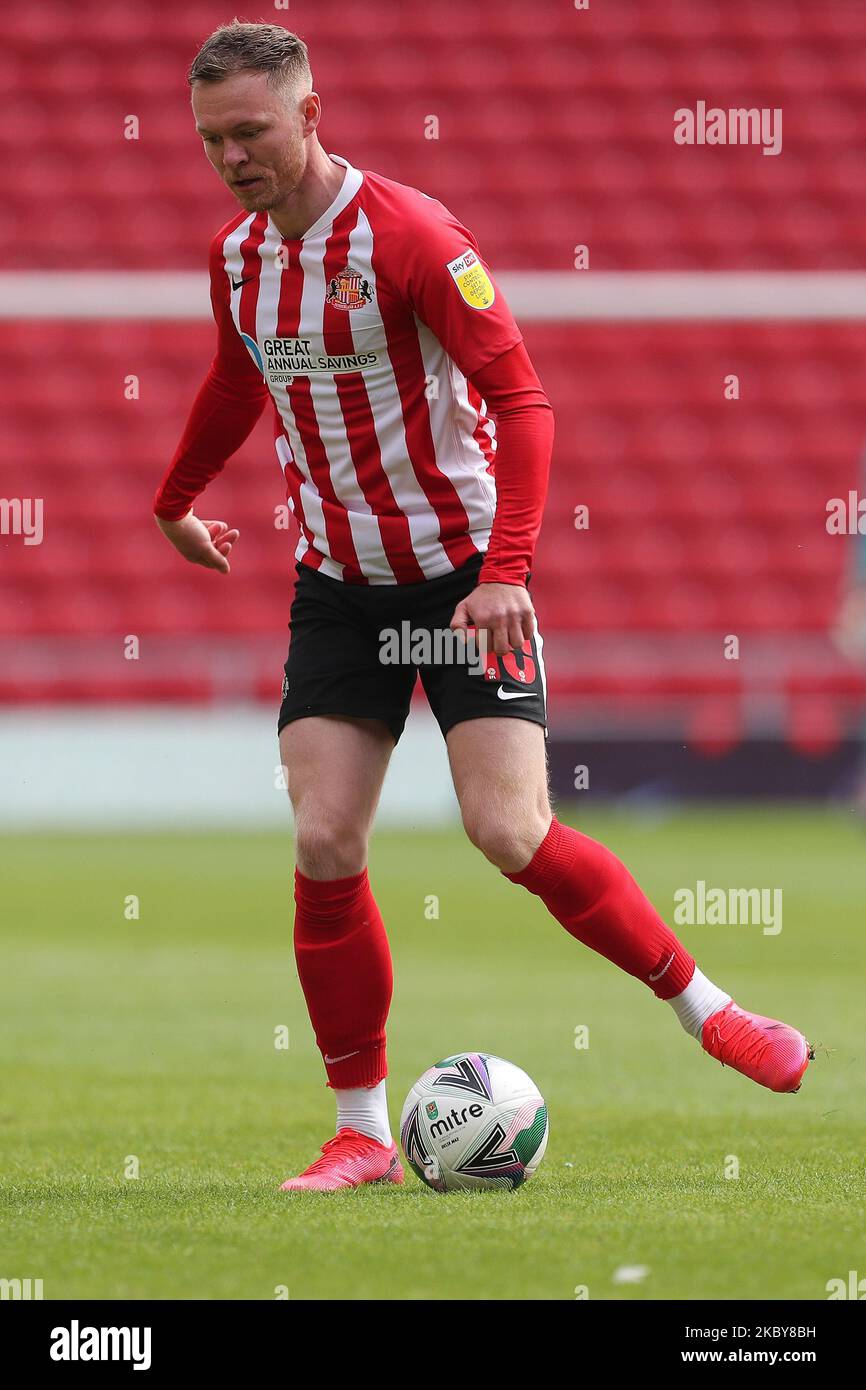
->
[277, 553, 548, 744]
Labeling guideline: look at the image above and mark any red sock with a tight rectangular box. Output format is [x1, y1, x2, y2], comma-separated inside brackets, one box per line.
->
[505, 818, 695, 999]
[293, 869, 392, 1088]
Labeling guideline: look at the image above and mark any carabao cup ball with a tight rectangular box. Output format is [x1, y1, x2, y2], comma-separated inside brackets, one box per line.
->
[400, 1052, 548, 1192]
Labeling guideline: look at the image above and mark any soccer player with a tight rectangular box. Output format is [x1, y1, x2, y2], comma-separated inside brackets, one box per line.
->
[155, 22, 813, 1191]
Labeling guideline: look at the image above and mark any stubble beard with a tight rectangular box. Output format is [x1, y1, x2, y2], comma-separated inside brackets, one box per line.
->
[229, 151, 305, 215]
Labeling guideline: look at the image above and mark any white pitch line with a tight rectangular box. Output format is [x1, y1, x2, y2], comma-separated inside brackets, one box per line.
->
[502, 271, 866, 320]
[0, 273, 209, 319]
[0, 271, 865, 320]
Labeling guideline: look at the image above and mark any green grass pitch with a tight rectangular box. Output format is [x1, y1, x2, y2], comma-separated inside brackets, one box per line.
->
[1, 807, 864, 1301]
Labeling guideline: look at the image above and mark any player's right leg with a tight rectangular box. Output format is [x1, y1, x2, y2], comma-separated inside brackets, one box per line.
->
[283, 713, 392, 882]
[278, 714, 405, 1191]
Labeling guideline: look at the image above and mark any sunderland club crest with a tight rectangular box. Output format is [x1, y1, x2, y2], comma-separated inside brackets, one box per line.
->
[325, 265, 373, 311]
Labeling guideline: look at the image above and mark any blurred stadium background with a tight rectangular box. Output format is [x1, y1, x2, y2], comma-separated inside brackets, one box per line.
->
[2, 0, 866, 825]
[4, 0, 866, 1307]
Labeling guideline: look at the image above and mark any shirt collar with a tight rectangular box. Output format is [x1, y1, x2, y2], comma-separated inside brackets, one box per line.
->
[270, 154, 363, 243]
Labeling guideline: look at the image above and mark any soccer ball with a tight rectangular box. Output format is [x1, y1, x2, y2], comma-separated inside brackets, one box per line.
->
[400, 1052, 548, 1192]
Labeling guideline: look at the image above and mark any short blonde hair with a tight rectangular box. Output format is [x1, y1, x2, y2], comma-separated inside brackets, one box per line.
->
[188, 20, 311, 91]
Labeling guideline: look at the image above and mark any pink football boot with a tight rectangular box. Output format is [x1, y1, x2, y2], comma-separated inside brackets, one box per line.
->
[279, 1128, 405, 1192]
[701, 1000, 813, 1093]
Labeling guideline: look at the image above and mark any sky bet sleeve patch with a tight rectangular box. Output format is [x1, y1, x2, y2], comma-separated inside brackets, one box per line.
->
[445, 248, 496, 310]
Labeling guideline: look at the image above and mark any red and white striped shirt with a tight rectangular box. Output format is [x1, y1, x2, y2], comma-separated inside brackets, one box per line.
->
[156, 155, 553, 587]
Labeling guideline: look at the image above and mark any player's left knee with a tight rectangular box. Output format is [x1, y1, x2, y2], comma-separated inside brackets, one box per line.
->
[462, 807, 551, 874]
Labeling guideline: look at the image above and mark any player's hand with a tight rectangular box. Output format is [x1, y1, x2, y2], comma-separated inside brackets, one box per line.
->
[155, 510, 239, 575]
[450, 582, 535, 656]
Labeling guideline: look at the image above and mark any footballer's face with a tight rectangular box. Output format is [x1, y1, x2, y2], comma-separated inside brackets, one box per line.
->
[192, 70, 317, 213]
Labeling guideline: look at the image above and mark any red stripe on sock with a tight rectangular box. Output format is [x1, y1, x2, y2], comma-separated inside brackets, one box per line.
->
[293, 869, 392, 1087]
[505, 818, 695, 1000]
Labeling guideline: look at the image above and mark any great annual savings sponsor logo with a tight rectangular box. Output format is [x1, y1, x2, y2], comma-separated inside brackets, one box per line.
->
[240, 332, 378, 383]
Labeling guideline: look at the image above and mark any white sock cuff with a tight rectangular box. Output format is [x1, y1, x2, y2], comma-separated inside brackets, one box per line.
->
[334, 1078, 392, 1146]
[668, 967, 731, 1040]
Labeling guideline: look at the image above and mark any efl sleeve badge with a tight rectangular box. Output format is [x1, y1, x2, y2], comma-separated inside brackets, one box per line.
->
[445, 248, 496, 310]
